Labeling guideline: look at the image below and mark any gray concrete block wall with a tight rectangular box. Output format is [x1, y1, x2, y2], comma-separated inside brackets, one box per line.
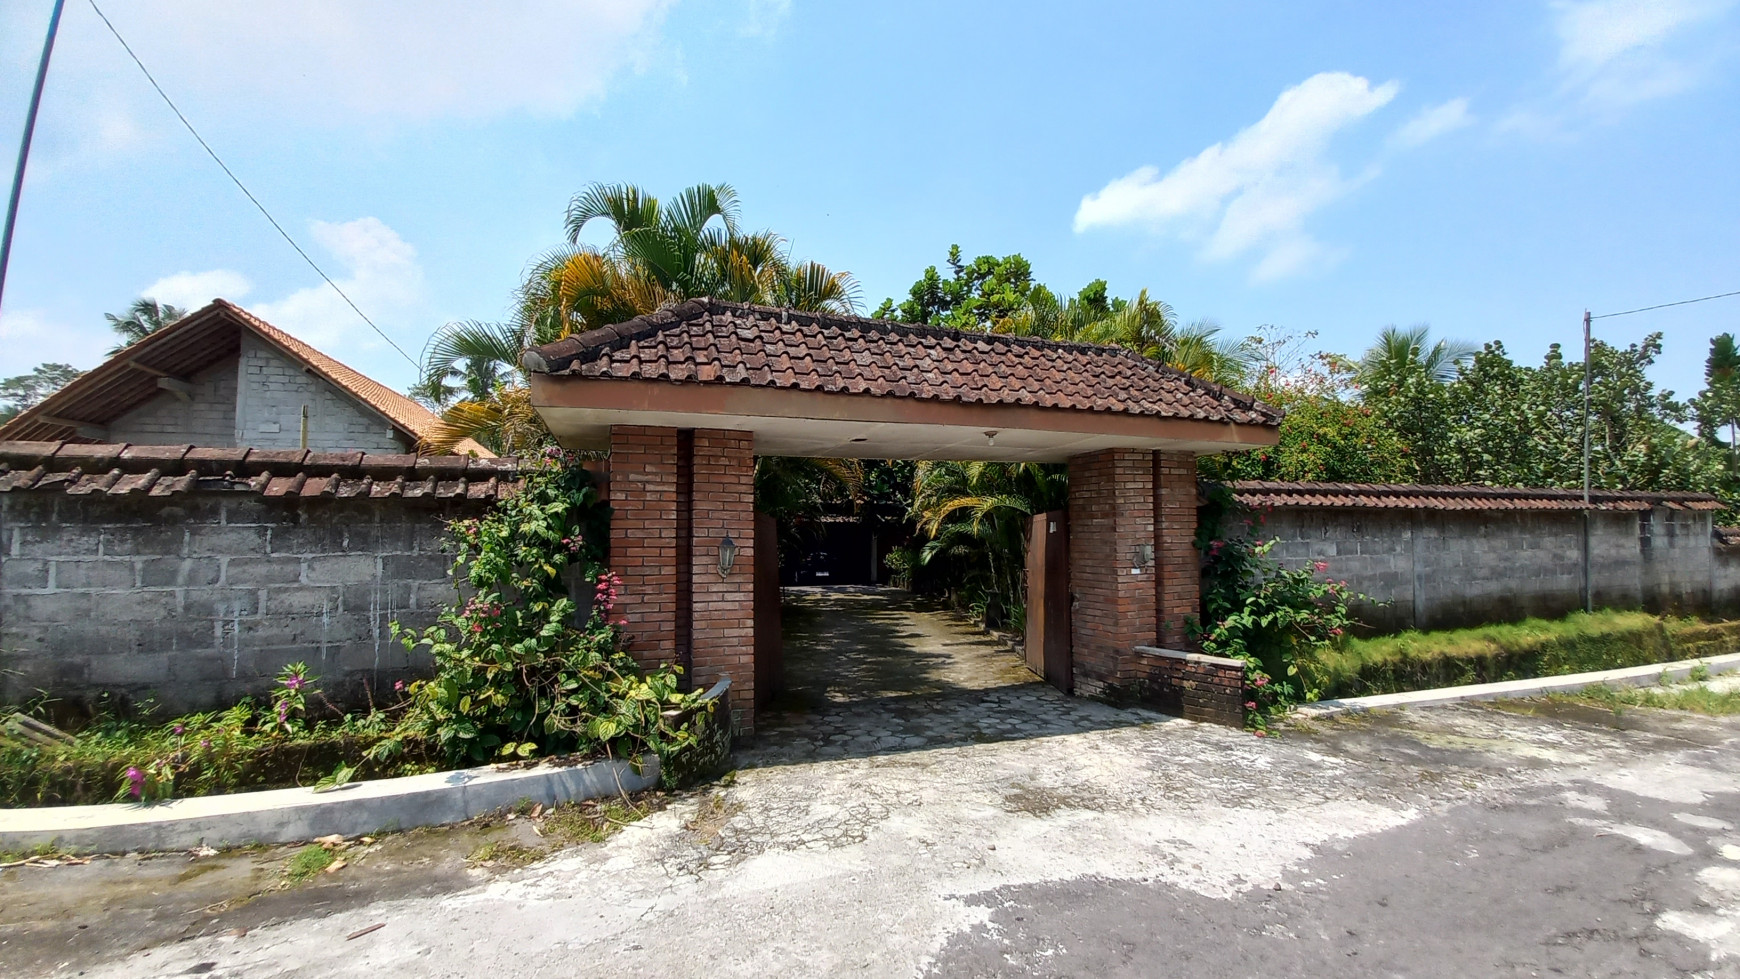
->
[0, 492, 483, 711]
[1250, 505, 1734, 633]
[107, 358, 240, 446]
[235, 334, 410, 453]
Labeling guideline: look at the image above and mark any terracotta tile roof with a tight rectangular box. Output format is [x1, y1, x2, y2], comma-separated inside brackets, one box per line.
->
[0, 300, 490, 457]
[1227, 481, 1726, 512]
[523, 299, 1281, 427]
[0, 441, 521, 501]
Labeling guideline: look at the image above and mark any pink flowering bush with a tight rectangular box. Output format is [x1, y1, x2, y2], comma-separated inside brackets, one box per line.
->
[380, 457, 714, 770]
[1196, 484, 1379, 731]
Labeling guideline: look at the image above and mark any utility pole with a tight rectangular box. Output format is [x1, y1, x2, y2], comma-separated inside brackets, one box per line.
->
[1582, 309, 1593, 613]
[0, 0, 67, 315]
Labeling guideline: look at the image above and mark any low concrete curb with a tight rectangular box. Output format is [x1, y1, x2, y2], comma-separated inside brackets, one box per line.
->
[0, 753, 658, 855]
[1295, 652, 1740, 719]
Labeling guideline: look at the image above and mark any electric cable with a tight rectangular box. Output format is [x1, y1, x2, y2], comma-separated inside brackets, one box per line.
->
[1592, 289, 1740, 321]
[86, 0, 418, 369]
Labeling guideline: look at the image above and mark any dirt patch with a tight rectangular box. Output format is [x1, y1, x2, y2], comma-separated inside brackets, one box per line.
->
[0, 790, 669, 976]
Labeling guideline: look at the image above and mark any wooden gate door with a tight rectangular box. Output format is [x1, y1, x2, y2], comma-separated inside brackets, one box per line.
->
[753, 512, 783, 707]
[1024, 510, 1072, 693]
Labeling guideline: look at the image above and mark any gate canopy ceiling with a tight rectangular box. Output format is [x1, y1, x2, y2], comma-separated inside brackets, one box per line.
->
[523, 299, 1281, 461]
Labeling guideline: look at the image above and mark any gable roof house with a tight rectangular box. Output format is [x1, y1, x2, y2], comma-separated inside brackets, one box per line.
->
[0, 300, 487, 456]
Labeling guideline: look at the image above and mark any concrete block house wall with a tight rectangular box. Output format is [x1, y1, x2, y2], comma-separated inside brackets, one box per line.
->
[0, 446, 516, 711]
[1237, 485, 1740, 632]
[107, 359, 240, 446]
[104, 339, 410, 454]
[235, 334, 409, 453]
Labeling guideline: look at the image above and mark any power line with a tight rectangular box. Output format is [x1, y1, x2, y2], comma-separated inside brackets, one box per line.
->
[86, 0, 418, 370]
[1591, 289, 1740, 321]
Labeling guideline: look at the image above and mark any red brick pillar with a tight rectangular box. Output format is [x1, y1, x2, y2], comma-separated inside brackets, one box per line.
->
[689, 429, 757, 733]
[1154, 451, 1200, 649]
[608, 426, 679, 672]
[1067, 448, 1159, 699]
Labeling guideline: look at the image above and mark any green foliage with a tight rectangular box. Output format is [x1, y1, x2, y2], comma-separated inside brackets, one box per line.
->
[1196, 487, 1376, 729]
[1308, 612, 1740, 698]
[284, 844, 335, 881]
[105, 298, 187, 356]
[1358, 333, 1731, 499]
[874, 246, 1253, 385]
[908, 460, 1067, 629]
[1694, 332, 1740, 470]
[0, 363, 82, 423]
[381, 456, 715, 773]
[1551, 681, 1740, 716]
[2, 696, 435, 809]
[873, 245, 1038, 330]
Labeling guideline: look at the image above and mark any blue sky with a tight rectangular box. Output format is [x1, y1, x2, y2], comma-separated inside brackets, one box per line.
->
[2, 0, 1738, 404]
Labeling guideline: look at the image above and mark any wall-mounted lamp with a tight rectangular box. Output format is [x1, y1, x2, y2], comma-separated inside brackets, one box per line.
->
[1131, 542, 1154, 572]
[985, 430, 999, 447]
[718, 536, 738, 578]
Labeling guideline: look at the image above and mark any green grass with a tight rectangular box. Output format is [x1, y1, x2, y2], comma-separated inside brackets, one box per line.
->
[1307, 611, 1740, 699]
[1549, 682, 1740, 716]
[283, 844, 334, 882]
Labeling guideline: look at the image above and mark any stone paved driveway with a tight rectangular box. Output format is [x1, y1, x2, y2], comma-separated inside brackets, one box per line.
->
[741, 587, 1159, 767]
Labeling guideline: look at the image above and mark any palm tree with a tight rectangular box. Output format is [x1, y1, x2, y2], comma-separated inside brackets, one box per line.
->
[105, 299, 188, 356]
[416, 182, 861, 454]
[909, 460, 1067, 628]
[1358, 324, 1476, 385]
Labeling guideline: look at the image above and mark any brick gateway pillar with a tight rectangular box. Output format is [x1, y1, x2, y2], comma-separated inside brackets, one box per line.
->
[1066, 448, 1238, 722]
[1066, 448, 1158, 698]
[607, 425, 757, 733]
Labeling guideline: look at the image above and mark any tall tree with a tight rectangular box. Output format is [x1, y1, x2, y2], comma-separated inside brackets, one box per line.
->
[418, 181, 860, 455]
[0, 362, 82, 422]
[1357, 324, 1475, 385]
[1695, 332, 1740, 468]
[105, 299, 188, 356]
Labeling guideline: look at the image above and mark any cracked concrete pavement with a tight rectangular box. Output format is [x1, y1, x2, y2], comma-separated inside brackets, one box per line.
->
[5, 590, 1740, 978]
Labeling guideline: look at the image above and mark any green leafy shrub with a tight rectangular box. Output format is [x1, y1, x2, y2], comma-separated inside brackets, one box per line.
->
[376, 454, 716, 775]
[1196, 484, 1377, 730]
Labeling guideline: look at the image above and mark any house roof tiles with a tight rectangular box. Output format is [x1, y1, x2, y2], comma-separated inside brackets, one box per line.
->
[0, 300, 490, 456]
[0, 441, 522, 501]
[1227, 481, 1725, 512]
[523, 298, 1282, 427]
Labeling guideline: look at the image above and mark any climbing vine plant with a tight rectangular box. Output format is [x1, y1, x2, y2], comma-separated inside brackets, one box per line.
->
[376, 451, 714, 768]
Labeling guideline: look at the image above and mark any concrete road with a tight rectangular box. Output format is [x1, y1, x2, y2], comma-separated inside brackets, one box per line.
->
[4, 595, 1738, 977]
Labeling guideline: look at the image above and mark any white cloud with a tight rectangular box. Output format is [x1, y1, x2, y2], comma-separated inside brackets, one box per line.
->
[1390, 98, 1474, 148]
[251, 217, 426, 354]
[15, 0, 674, 140]
[141, 269, 253, 311]
[1542, 0, 1735, 114]
[1074, 72, 1398, 282]
[740, 0, 793, 38]
[0, 309, 112, 372]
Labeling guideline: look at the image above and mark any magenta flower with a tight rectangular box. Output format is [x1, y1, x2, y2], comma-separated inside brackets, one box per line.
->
[1313, 560, 1329, 573]
[172, 724, 185, 736]
[394, 680, 406, 693]
[125, 766, 145, 799]
[200, 739, 211, 749]
[1244, 701, 1258, 710]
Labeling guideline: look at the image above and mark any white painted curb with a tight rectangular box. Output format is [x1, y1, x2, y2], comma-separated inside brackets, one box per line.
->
[0, 753, 658, 855]
[1295, 652, 1740, 719]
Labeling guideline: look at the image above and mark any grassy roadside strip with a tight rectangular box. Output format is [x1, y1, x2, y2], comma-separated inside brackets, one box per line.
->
[1306, 611, 1740, 699]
